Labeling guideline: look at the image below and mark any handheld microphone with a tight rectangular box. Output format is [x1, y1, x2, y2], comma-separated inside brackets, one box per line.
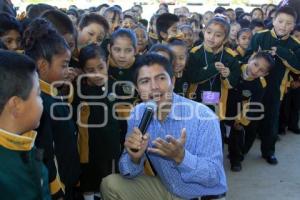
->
[131, 101, 156, 152]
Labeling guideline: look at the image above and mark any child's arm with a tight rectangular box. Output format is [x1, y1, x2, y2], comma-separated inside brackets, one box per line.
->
[36, 113, 65, 199]
[271, 46, 300, 74]
[226, 58, 241, 88]
[240, 79, 266, 126]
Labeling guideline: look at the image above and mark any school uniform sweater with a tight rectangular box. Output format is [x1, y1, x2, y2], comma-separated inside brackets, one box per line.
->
[246, 29, 300, 100]
[186, 44, 241, 118]
[0, 129, 51, 200]
[226, 64, 267, 126]
[35, 80, 80, 199]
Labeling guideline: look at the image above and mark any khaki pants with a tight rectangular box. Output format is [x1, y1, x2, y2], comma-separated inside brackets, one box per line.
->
[100, 174, 225, 200]
[100, 174, 182, 200]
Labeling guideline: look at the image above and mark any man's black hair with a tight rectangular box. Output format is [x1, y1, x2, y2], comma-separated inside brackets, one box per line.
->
[0, 50, 37, 113]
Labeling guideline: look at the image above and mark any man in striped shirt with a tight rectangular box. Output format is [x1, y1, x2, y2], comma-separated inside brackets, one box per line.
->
[101, 53, 227, 200]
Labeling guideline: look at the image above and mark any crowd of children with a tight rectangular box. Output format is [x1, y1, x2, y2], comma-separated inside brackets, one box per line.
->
[1, 0, 300, 199]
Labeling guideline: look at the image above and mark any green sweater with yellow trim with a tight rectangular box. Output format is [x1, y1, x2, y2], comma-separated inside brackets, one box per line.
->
[0, 129, 51, 200]
[71, 78, 121, 163]
[36, 80, 80, 198]
[186, 45, 241, 102]
[226, 65, 267, 126]
[245, 29, 300, 100]
[108, 56, 139, 105]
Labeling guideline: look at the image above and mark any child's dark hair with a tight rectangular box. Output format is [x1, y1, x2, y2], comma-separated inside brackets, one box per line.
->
[139, 19, 148, 28]
[159, 3, 169, 11]
[251, 8, 264, 17]
[190, 18, 202, 30]
[124, 14, 136, 23]
[41, 9, 75, 36]
[67, 8, 79, 19]
[103, 6, 123, 21]
[0, 50, 37, 113]
[268, 9, 276, 18]
[206, 17, 231, 38]
[237, 19, 250, 28]
[0, 12, 21, 37]
[156, 13, 179, 41]
[148, 44, 174, 64]
[22, 18, 69, 63]
[169, 38, 187, 46]
[179, 24, 193, 32]
[78, 44, 107, 69]
[78, 13, 109, 34]
[250, 51, 275, 70]
[134, 24, 148, 36]
[237, 28, 252, 39]
[214, 6, 226, 14]
[226, 8, 234, 13]
[113, 5, 122, 11]
[250, 19, 265, 30]
[274, 6, 297, 21]
[238, 13, 251, 21]
[169, 38, 188, 57]
[133, 53, 173, 85]
[27, 3, 54, 20]
[110, 28, 137, 49]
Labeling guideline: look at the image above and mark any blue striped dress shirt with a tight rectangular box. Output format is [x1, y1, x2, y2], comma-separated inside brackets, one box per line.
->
[119, 93, 227, 199]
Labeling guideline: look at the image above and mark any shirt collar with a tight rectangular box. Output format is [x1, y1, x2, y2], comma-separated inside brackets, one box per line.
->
[166, 93, 186, 121]
[271, 28, 290, 40]
[39, 79, 58, 96]
[0, 128, 37, 151]
[204, 44, 224, 54]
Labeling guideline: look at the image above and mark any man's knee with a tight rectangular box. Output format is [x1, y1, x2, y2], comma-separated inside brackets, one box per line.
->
[101, 174, 122, 193]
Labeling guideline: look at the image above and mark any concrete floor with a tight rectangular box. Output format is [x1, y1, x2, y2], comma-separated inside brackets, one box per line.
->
[224, 132, 300, 200]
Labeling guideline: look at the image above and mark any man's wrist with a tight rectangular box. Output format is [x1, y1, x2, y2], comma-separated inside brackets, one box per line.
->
[174, 149, 185, 165]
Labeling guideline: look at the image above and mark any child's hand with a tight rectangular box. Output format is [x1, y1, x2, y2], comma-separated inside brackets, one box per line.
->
[64, 68, 81, 83]
[220, 67, 230, 78]
[215, 62, 225, 71]
[270, 47, 277, 56]
[234, 122, 243, 131]
[215, 62, 230, 78]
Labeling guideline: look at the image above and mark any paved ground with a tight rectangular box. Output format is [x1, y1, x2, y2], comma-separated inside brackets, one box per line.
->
[224, 131, 300, 200]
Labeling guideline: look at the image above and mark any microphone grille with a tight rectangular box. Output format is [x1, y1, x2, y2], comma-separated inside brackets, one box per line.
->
[145, 100, 157, 111]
